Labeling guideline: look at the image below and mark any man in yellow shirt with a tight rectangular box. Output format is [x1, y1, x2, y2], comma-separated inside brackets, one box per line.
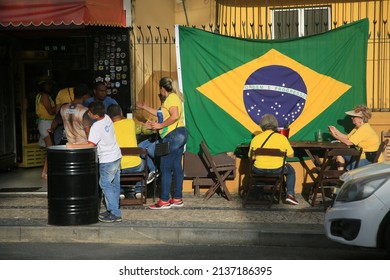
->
[55, 87, 74, 112]
[53, 86, 75, 144]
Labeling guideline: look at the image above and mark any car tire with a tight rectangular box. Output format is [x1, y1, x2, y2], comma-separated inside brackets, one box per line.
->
[385, 222, 390, 255]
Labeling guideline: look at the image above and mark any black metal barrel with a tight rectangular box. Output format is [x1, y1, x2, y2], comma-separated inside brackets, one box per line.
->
[47, 146, 99, 225]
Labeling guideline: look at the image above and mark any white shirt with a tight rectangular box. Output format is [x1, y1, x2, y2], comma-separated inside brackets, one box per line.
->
[88, 114, 121, 163]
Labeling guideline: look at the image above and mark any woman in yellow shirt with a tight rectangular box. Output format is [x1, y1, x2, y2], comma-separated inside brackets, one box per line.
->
[35, 76, 56, 179]
[248, 114, 298, 205]
[329, 105, 380, 169]
[137, 77, 188, 209]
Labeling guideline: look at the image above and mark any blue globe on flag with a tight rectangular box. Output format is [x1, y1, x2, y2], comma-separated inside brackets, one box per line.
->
[243, 65, 307, 128]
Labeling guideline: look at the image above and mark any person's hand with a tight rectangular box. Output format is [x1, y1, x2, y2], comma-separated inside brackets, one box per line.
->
[136, 102, 145, 110]
[328, 126, 339, 137]
[145, 120, 153, 129]
[150, 122, 162, 130]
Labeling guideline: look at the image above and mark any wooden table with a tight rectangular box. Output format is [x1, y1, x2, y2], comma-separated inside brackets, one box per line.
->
[290, 140, 349, 181]
[235, 140, 350, 204]
[290, 140, 351, 205]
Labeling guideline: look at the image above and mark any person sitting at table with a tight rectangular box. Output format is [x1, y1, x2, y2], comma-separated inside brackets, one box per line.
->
[248, 114, 299, 205]
[107, 104, 154, 199]
[328, 104, 381, 169]
[83, 81, 118, 113]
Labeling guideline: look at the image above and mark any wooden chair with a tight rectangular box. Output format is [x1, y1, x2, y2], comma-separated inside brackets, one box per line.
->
[373, 139, 389, 163]
[200, 141, 236, 201]
[243, 148, 287, 208]
[119, 147, 149, 206]
[183, 151, 236, 197]
[381, 130, 390, 161]
[310, 148, 362, 209]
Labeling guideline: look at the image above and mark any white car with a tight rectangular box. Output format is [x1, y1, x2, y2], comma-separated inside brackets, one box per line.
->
[324, 161, 390, 254]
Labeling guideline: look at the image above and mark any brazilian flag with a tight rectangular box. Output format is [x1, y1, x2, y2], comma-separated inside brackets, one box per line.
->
[177, 18, 369, 154]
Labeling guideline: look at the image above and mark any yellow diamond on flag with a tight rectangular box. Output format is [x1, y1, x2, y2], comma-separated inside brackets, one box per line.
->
[196, 49, 351, 137]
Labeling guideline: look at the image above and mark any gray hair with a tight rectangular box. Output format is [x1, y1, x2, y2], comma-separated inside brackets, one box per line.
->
[259, 114, 279, 131]
[353, 105, 372, 123]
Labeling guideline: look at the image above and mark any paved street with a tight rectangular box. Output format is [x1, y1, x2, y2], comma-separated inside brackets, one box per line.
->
[0, 242, 388, 260]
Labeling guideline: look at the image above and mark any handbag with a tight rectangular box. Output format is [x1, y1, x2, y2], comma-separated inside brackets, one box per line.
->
[154, 111, 181, 157]
[365, 151, 377, 163]
[155, 141, 170, 156]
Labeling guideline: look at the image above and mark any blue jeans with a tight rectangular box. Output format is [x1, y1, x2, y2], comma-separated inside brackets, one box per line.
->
[159, 127, 188, 201]
[253, 163, 296, 196]
[138, 139, 156, 172]
[344, 155, 371, 170]
[121, 160, 146, 193]
[99, 158, 121, 217]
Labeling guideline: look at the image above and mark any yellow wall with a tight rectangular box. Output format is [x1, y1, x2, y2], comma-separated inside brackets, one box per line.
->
[133, 0, 390, 109]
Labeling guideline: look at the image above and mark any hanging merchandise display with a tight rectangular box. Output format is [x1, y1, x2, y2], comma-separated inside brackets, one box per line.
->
[93, 29, 131, 112]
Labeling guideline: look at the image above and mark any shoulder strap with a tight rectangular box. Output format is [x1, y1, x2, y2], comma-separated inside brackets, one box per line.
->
[260, 132, 276, 148]
[68, 88, 73, 102]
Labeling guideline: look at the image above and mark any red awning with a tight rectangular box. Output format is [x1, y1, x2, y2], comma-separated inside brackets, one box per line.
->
[0, 0, 127, 28]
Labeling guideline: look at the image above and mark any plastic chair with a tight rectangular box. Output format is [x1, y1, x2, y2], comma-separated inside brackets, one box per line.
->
[243, 148, 287, 208]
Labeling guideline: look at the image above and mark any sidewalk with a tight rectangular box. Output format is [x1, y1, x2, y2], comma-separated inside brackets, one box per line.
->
[0, 167, 331, 247]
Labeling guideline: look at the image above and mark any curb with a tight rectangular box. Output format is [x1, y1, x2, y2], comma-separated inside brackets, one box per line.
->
[1, 190, 333, 248]
[0, 223, 337, 248]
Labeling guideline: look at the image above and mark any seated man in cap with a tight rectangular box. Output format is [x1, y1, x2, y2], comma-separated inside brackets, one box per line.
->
[328, 104, 381, 169]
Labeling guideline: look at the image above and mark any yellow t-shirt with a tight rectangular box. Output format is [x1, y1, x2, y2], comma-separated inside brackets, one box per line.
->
[348, 123, 380, 160]
[35, 93, 55, 120]
[159, 93, 185, 139]
[113, 118, 142, 169]
[55, 87, 74, 107]
[248, 130, 293, 169]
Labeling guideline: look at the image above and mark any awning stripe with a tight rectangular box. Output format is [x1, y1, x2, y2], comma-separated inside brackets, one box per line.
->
[0, 0, 126, 27]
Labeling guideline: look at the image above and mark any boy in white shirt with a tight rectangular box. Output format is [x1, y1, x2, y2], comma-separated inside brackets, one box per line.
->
[67, 101, 122, 222]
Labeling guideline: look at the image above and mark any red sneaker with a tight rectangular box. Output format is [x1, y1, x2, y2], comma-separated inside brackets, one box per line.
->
[149, 200, 171, 210]
[286, 194, 299, 205]
[169, 198, 184, 207]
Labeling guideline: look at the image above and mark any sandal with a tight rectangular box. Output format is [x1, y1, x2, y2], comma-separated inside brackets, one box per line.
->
[41, 172, 48, 180]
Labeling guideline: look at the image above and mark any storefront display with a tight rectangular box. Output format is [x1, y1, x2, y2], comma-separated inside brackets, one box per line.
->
[0, 0, 131, 168]
[92, 29, 131, 112]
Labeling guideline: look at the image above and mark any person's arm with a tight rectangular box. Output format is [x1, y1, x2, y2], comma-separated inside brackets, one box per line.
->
[286, 141, 294, 158]
[66, 142, 95, 149]
[328, 125, 353, 145]
[136, 101, 158, 116]
[55, 94, 62, 113]
[82, 111, 93, 138]
[287, 152, 294, 158]
[48, 119, 59, 134]
[150, 106, 179, 130]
